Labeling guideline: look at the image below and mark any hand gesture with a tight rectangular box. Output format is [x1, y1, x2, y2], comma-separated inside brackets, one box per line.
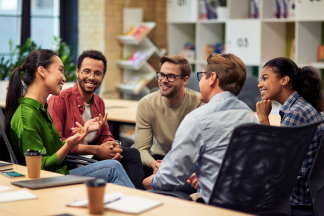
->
[72, 113, 108, 134]
[256, 99, 272, 124]
[153, 160, 162, 174]
[187, 173, 200, 189]
[66, 122, 89, 149]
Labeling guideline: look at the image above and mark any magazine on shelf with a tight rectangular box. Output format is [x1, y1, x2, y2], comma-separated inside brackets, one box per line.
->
[125, 25, 150, 42]
[127, 51, 149, 67]
[124, 76, 150, 94]
[250, 0, 260, 18]
[318, 45, 324, 62]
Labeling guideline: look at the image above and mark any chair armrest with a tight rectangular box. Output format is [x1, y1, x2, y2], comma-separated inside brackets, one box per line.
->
[66, 154, 98, 163]
[146, 190, 192, 201]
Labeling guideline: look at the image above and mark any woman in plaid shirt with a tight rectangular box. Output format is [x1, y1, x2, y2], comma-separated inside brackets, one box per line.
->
[256, 57, 324, 211]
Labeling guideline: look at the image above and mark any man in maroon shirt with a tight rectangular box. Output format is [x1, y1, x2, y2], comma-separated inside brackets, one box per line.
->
[48, 50, 145, 189]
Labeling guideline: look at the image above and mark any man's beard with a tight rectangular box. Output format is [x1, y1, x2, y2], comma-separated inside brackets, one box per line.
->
[160, 83, 181, 98]
[78, 77, 101, 94]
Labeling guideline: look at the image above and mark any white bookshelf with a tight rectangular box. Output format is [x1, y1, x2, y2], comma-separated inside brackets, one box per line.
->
[167, 0, 324, 77]
[118, 8, 166, 100]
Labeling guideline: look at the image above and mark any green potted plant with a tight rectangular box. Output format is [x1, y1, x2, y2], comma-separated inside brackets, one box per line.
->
[0, 37, 77, 100]
[53, 36, 77, 86]
[0, 38, 39, 100]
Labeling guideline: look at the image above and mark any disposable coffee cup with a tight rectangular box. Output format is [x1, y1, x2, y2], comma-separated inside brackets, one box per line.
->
[24, 149, 42, 178]
[86, 179, 106, 214]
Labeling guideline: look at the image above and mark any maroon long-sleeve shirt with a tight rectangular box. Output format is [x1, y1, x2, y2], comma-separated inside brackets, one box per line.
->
[47, 83, 114, 154]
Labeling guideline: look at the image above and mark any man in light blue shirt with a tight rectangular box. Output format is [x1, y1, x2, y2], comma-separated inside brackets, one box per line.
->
[143, 53, 259, 203]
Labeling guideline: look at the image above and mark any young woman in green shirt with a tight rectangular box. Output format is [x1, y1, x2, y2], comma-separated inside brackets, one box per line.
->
[4, 49, 134, 188]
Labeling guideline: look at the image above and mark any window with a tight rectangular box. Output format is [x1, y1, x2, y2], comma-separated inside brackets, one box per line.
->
[31, 0, 60, 49]
[0, 0, 22, 60]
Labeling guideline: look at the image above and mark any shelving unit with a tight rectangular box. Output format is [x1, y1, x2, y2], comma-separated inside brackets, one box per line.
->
[167, 0, 324, 77]
[117, 8, 166, 100]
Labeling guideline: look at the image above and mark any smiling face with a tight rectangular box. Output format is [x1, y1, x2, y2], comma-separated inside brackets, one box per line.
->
[258, 67, 285, 101]
[76, 57, 104, 95]
[158, 62, 185, 98]
[44, 55, 66, 96]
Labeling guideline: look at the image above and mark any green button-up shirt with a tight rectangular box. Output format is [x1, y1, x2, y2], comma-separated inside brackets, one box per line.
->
[9, 97, 69, 174]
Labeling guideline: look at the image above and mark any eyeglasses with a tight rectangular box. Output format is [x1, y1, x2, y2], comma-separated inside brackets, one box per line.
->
[196, 72, 207, 81]
[81, 70, 104, 79]
[156, 72, 186, 82]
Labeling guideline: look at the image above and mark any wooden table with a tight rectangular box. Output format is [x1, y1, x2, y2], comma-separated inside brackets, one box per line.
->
[0, 163, 252, 216]
[104, 99, 138, 124]
[103, 99, 138, 139]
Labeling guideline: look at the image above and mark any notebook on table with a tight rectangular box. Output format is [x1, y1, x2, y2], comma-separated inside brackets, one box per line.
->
[11, 175, 95, 189]
[68, 192, 163, 214]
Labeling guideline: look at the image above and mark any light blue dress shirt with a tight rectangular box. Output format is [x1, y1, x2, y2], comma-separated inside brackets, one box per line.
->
[152, 91, 259, 203]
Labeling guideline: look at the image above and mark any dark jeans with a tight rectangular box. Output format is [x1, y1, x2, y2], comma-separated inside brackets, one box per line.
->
[143, 154, 197, 195]
[92, 147, 145, 190]
[120, 148, 145, 190]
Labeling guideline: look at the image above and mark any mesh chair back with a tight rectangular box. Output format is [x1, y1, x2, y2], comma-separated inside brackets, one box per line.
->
[308, 132, 324, 216]
[208, 120, 324, 216]
[0, 109, 19, 164]
[237, 76, 261, 111]
[186, 72, 200, 92]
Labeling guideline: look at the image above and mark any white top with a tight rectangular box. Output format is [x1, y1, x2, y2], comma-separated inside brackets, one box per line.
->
[82, 102, 97, 144]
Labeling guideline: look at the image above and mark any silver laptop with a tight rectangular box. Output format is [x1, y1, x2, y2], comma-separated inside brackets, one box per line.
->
[11, 175, 95, 189]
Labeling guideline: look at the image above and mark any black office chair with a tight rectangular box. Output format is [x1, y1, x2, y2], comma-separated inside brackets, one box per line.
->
[149, 120, 324, 215]
[0, 108, 19, 164]
[0, 108, 97, 166]
[237, 76, 261, 111]
[208, 120, 324, 216]
[291, 133, 324, 216]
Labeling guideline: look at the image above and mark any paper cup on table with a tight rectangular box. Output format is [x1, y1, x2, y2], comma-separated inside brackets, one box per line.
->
[86, 179, 106, 214]
[24, 149, 42, 178]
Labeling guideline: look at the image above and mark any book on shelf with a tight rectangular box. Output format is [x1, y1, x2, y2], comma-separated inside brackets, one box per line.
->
[318, 45, 324, 62]
[199, 0, 208, 20]
[127, 51, 149, 67]
[198, 0, 217, 20]
[204, 44, 215, 60]
[178, 50, 195, 62]
[68, 192, 163, 214]
[184, 42, 196, 51]
[250, 0, 260, 18]
[204, 43, 225, 60]
[125, 25, 150, 42]
[0, 162, 13, 171]
[123, 76, 150, 94]
[273, 0, 295, 19]
[289, 38, 295, 62]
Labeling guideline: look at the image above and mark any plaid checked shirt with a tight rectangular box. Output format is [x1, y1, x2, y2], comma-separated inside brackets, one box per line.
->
[279, 91, 324, 206]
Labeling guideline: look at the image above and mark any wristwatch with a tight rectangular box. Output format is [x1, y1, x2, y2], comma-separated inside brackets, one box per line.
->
[114, 140, 121, 147]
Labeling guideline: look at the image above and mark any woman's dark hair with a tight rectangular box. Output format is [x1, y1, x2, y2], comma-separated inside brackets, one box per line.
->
[4, 49, 58, 134]
[264, 57, 324, 111]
